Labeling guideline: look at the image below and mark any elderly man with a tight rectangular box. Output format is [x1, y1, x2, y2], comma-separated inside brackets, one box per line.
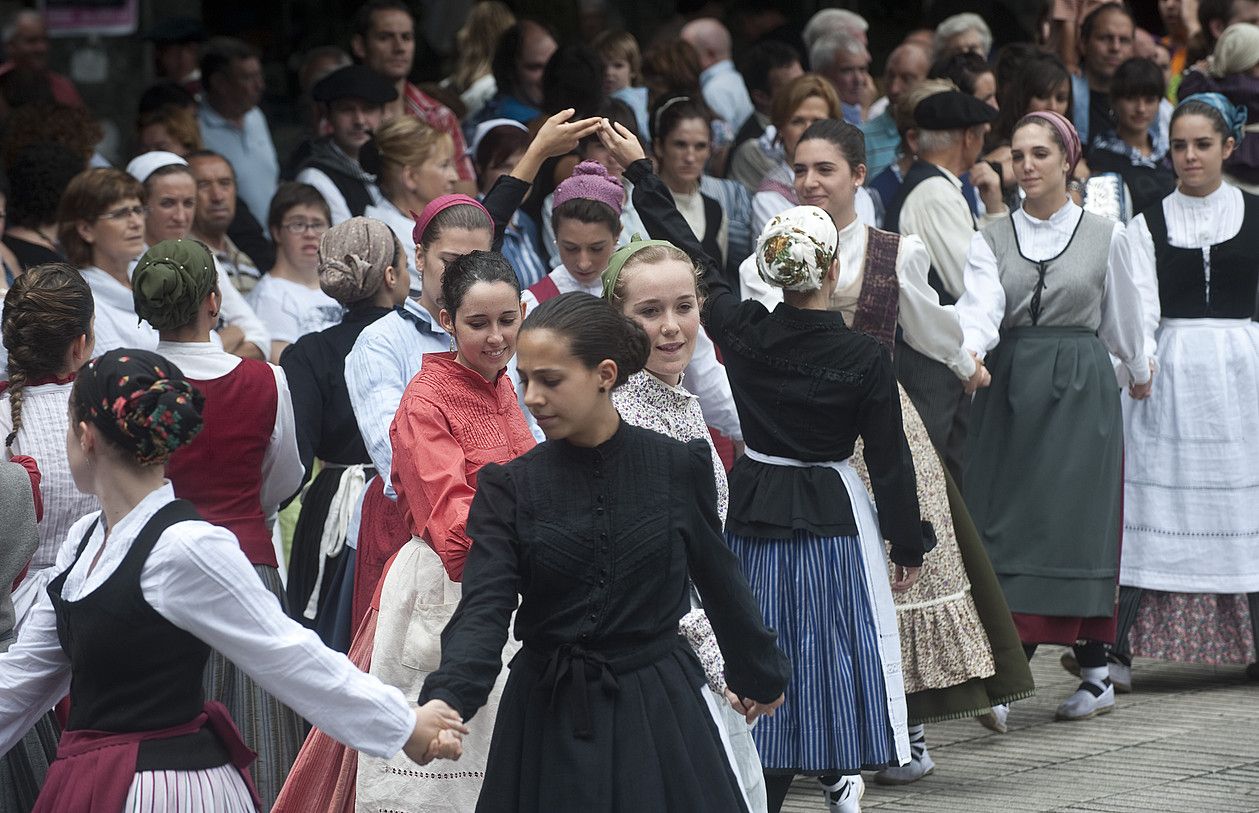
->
[189, 149, 262, 293]
[198, 37, 279, 229]
[351, 0, 475, 194]
[885, 88, 1006, 479]
[934, 12, 993, 58]
[0, 9, 81, 105]
[811, 32, 872, 124]
[296, 65, 396, 225]
[802, 7, 868, 49]
[680, 17, 754, 130]
[862, 41, 931, 180]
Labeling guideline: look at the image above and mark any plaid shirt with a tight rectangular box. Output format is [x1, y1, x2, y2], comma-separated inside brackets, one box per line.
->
[403, 83, 475, 182]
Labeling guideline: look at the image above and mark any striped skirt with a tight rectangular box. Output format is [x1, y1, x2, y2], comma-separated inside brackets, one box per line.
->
[0, 711, 57, 813]
[203, 564, 308, 811]
[727, 531, 898, 774]
[122, 764, 257, 812]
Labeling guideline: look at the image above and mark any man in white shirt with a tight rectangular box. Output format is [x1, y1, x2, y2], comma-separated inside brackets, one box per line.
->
[680, 18, 753, 132]
[296, 65, 396, 225]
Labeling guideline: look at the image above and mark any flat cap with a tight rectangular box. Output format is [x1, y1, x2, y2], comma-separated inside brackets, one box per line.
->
[914, 90, 997, 131]
[311, 65, 398, 105]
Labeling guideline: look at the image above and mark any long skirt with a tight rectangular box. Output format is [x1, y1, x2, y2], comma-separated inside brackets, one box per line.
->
[854, 385, 1034, 724]
[0, 711, 57, 813]
[356, 539, 519, 813]
[203, 564, 308, 811]
[728, 530, 898, 774]
[1127, 590, 1257, 664]
[965, 326, 1123, 643]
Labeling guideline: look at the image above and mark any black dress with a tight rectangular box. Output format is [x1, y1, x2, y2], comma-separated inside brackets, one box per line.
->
[419, 422, 789, 812]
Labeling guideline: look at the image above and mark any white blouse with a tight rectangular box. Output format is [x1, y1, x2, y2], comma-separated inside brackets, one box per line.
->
[0, 483, 414, 758]
[1121, 183, 1245, 363]
[957, 199, 1150, 385]
[80, 267, 158, 355]
[739, 216, 976, 380]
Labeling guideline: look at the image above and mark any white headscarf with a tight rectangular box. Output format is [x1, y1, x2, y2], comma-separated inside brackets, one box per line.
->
[754, 205, 838, 292]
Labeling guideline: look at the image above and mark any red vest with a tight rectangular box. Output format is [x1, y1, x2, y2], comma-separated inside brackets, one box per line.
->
[526, 274, 561, 303]
[167, 360, 279, 567]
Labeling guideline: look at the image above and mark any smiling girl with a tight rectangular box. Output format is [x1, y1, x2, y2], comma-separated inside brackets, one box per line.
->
[1114, 93, 1259, 682]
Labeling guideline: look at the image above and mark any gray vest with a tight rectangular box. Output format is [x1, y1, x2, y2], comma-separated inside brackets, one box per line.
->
[0, 460, 39, 651]
[980, 210, 1113, 333]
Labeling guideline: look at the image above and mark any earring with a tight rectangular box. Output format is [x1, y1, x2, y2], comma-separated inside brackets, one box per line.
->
[598, 386, 606, 393]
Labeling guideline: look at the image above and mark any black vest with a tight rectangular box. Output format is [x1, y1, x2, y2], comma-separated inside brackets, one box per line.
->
[883, 159, 974, 306]
[1142, 190, 1259, 319]
[48, 500, 231, 769]
[300, 158, 374, 219]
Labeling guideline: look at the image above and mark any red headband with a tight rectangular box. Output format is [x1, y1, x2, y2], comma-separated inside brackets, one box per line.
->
[410, 194, 493, 246]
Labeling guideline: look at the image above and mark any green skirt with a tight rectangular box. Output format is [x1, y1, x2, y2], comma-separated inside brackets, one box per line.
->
[964, 326, 1123, 620]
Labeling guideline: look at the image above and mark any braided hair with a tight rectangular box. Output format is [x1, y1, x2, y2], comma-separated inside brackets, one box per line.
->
[2, 263, 94, 449]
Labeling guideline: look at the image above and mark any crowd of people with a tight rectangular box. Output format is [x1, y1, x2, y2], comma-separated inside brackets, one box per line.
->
[0, 1, 1255, 811]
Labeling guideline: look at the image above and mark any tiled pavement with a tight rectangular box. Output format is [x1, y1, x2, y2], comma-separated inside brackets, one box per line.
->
[784, 649, 1258, 812]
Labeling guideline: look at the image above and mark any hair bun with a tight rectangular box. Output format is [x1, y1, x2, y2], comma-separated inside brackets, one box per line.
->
[117, 379, 205, 464]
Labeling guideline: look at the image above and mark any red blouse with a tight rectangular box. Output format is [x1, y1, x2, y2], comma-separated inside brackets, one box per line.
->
[388, 352, 535, 581]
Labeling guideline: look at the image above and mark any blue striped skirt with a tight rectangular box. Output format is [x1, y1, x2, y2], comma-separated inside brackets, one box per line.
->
[728, 531, 898, 774]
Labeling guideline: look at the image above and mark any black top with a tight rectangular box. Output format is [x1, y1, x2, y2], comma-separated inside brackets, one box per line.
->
[1086, 145, 1176, 221]
[227, 199, 275, 273]
[3, 234, 65, 273]
[1087, 89, 1114, 148]
[419, 423, 790, 719]
[1142, 190, 1259, 319]
[279, 303, 391, 490]
[884, 159, 972, 305]
[624, 159, 925, 566]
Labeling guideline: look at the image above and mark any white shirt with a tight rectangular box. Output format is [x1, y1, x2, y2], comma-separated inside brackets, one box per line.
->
[155, 340, 304, 514]
[80, 267, 158, 355]
[295, 166, 382, 227]
[957, 200, 1150, 385]
[739, 217, 976, 380]
[364, 198, 420, 292]
[1121, 183, 1245, 365]
[898, 166, 1008, 301]
[0, 483, 413, 758]
[522, 266, 743, 439]
[751, 162, 877, 238]
[247, 274, 345, 346]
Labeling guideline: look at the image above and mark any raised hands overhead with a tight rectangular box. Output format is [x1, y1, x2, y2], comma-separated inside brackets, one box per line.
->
[510, 109, 604, 185]
[596, 118, 647, 171]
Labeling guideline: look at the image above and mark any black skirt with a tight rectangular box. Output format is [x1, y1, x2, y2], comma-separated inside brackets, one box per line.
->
[286, 466, 358, 645]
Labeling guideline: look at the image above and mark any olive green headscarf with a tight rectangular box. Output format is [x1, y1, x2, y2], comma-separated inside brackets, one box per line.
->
[600, 235, 682, 301]
[132, 239, 218, 331]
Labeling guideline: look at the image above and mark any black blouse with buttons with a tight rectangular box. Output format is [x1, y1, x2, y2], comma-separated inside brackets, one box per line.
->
[418, 421, 789, 720]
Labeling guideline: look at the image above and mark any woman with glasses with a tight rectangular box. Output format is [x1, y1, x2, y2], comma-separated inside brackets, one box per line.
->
[248, 183, 345, 363]
[56, 167, 152, 355]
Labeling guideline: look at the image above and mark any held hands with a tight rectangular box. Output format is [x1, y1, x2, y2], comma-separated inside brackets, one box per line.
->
[402, 699, 468, 766]
[1128, 359, 1155, 401]
[891, 564, 921, 593]
[596, 118, 648, 171]
[726, 691, 787, 725]
[964, 353, 991, 395]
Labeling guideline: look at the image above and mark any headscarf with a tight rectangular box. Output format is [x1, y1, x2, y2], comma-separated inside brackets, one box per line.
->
[1022, 111, 1082, 173]
[754, 205, 838, 293]
[73, 348, 205, 465]
[601, 235, 681, 300]
[410, 194, 493, 246]
[553, 161, 624, 215]
[1177, 92, 1248, 143]
[1211, 23, 1259, 77]
[318, 216, 401, 305]
[132, 239, 218, 331]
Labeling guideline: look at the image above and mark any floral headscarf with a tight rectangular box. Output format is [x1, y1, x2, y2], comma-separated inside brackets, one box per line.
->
[754, 205, 839, 293]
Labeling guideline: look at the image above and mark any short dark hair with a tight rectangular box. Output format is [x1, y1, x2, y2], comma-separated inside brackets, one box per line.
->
[137, 81, 196, 115]
[440, 249, 520, 315]
[736, 40, 801, 98]
[473, 125, 531, 179]
[200, 36, 259, 88]
[541, 44, 604, 118]
[798, 118, 866, 171]
[266, 182, 331, 230]
[8, 143, 86, 228]
[929, 50, 993, 97]
[1080, 2, 1134, 42]
[520, 291, 650, 388]
[1198, 0, 1233, 48]
[553, 198, 621, 235]
[186, 148, 234, 178]
[352, 0, 413, 40]
[1110, 57, 1166, 100]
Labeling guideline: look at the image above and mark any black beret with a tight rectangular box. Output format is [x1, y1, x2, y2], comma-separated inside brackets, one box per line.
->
[914, 90, 998, 131]
[311, 65, 399, 105]
[146, 17, 207, 45]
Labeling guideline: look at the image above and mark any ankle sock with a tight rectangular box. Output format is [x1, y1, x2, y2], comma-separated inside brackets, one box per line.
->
[908, 724, 926, 759]
[1080, 665, 1109, 687]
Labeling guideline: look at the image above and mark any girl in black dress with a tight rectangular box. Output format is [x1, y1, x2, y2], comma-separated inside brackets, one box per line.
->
[419, 292, 790, 812]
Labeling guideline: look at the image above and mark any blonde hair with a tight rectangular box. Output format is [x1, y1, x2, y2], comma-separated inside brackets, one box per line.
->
[593, 30, 642, 85]
[451, 1, 516, 92]
[608, 244, 704, 306]
[373, 116, 453, 197]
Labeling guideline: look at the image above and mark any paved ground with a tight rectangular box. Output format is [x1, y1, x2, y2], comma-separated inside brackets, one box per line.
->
[784, 648, 1259, 812]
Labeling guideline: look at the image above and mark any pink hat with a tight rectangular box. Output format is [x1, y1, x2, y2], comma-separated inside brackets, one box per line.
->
[410, 194, 494, 245]
[553, 161, 623, 215]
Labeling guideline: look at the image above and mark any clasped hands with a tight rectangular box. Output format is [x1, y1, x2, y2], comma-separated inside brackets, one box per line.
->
[402, 699, 468, 766]
[724, 690, 786, 725]
[964, 352, 991, 395]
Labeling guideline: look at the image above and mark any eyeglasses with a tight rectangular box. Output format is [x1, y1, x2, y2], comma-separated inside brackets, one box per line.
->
[281, 219, 329, 235]
[97, 205, 148, 221]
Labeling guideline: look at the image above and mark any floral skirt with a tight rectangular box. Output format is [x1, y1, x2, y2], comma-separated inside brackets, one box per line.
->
[1129, 590, 1256, 665]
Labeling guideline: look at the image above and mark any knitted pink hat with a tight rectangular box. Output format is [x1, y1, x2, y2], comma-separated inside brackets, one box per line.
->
[553, 161, 623, 215]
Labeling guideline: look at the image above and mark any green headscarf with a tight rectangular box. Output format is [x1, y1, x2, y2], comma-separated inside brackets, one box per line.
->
[600, 235, 682, 301]
[132, 239, 218, 331]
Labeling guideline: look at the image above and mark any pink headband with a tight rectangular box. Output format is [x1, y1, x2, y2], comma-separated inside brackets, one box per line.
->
[410, 194, 493, 246]
[1022, 111, 1082, 173]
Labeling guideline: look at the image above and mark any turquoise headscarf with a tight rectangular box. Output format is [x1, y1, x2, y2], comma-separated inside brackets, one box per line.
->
[1177, 92, 1247, 143]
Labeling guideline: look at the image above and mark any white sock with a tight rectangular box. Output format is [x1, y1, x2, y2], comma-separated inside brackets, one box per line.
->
[1080, 665, 1109, 688]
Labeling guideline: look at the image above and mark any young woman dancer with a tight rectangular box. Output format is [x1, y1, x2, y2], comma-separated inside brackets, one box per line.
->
[599, 119, 927, 812]
[420, 291, 790, 811]
[1113, 94, 1259, 680]
[130, 239, 306, 807]
[0, 348, 466, 812]
[956, 111, 1150, 720]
